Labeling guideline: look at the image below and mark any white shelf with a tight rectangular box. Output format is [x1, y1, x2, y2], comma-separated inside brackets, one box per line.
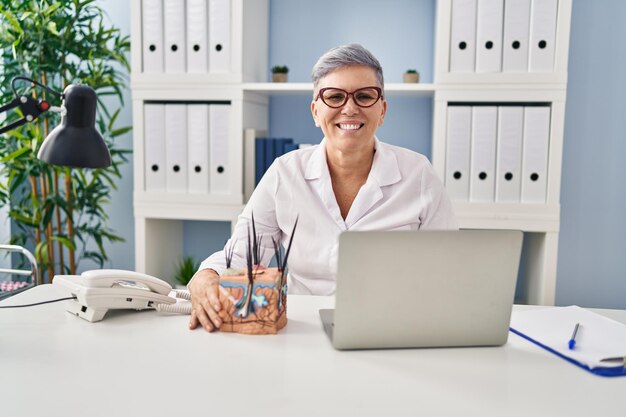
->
[436, 72, 568, 86]
[242, 82, 436, 97]
[134, 197, 244, 222]
[135, 191, 243, 207]
[453, 202, 560, 232]
[434, 87, 566, 102]
[131, 73, 242, 89]
[130, 80, 436, 98]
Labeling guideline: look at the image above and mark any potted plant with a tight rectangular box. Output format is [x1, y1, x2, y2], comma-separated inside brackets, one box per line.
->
[174, 256, 200, 289]
[403, 69, 420, 83]
[0, 1, 131, 284]
[271, 65, 289, 83]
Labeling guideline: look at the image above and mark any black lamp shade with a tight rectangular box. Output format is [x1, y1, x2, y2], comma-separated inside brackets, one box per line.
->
[38, 84, 111, 168]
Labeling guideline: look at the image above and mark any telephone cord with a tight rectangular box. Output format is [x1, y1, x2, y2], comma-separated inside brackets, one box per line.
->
[155, 289, 192, 314]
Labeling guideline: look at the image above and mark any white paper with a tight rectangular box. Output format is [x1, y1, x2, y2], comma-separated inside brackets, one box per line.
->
[510, 306, 626, 369]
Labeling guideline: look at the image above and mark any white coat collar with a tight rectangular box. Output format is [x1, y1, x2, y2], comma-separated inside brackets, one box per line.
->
[304, 137, 401, 186]
[304, 137, 402, 229]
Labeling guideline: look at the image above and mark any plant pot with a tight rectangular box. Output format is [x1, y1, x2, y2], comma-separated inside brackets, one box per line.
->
[272, 73, 288, 83]
[403, 72, 420, 83]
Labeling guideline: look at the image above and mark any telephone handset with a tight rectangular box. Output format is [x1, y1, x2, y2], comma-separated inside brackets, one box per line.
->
[53, 269, 177, 322]
[81, 269, 172, 295]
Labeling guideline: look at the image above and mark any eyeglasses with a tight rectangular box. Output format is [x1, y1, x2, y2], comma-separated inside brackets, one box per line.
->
[315, 86, 383, 108]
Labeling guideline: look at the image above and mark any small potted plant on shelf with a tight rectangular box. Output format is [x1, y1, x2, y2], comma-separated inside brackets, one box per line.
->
[271, 65, 289, 82]
[174, 256, 200, 289]
[403, 69, 420, 83]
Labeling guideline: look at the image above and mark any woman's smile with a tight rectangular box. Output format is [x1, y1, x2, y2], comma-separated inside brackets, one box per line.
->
[336, 121, 364, 131]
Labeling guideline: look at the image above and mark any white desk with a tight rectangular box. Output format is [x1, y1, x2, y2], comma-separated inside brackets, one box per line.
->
[1, 285, 625, 417]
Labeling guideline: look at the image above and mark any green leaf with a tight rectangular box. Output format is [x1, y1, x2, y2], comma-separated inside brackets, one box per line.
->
[174, 256, 201, 286]
[43, 3, 63, 18]
[8, 211, 38, 227]
[46, 21, 59, 36]
[35, 241, 48, 264]
[18, 11, 32, 21]
[0, 146, 31, 163]
[109, 126, 132, 138]
[51, 236, 76, 251]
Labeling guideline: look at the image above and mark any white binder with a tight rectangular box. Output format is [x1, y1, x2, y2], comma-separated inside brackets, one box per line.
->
[528, 0, 558, 72]
[469, 106, 497, 202]
[163, 0, 186, 73]
[495, 106, 523, 203]
[209, 0, 231, 73]
[143, 104, 166, 191]
[165, 104, 188, 193]
[445, 106, 472, 201]
[502, 0, 531, 72]
[141, 0, 164, 73]
[450, 0, 478, 72]
[186, 0, 208, 73]
[521, 106, 550, 203]
[209, 104, 231, 194]
[475, 0, 504, 73]
[187, 104, 210, 194]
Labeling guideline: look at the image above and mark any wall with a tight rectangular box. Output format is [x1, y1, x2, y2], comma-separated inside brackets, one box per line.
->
[93, 0, 625, 309]
[556, 0, 626, 309]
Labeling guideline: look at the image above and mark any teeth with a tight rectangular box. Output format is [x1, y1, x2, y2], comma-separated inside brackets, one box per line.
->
[339, 123, 361, 130]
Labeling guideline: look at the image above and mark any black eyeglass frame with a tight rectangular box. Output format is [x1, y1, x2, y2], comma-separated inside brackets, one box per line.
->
[315, 86, 384, 109]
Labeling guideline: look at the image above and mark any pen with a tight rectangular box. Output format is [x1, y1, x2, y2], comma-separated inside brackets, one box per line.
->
[568, 323, 580, 350]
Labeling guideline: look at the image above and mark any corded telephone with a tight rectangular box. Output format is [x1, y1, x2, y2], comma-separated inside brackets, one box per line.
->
[53, 269, 182, 322]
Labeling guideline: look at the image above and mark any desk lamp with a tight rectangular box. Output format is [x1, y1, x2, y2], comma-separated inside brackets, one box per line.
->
[0, 76, 111, 168]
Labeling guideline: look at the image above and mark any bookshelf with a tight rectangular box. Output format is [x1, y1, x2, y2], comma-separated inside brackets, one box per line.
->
[431, 0, 572, 305]
[130, 0, 571, 305]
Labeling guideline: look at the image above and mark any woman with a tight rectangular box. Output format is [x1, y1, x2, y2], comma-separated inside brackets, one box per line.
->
[189, 44, 458, 332]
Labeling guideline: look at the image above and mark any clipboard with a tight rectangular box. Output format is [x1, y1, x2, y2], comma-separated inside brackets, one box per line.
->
[510, 306, 626, 378]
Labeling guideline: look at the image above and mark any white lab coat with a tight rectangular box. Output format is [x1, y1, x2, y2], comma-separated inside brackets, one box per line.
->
[199, 137, 458, 295]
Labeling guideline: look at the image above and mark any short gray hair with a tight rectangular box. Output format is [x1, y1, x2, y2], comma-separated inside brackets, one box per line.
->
[311, 44, 384, 95]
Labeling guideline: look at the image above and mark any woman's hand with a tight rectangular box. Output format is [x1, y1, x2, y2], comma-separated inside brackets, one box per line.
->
[188, 268, 223, 332]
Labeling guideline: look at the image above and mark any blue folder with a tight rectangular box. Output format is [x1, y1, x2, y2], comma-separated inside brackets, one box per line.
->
[254, 137, 295, 185]
[282, 142, 299, 154]
[274, 137, 294, 158]
[255, 137, 267, 185]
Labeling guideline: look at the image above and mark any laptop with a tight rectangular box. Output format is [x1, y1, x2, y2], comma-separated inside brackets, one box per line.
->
[319, 230, 523, 350]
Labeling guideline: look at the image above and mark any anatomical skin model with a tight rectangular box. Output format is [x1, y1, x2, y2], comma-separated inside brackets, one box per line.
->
[216, 214, 297, 335]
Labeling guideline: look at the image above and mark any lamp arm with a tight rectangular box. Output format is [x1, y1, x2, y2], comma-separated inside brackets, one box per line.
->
[11, 76, 62, 99]
[0, 96, 22, 114]
[0, 76, 64, 135]
[0, 117, 29, 135]
[0, 94, 52, 135]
